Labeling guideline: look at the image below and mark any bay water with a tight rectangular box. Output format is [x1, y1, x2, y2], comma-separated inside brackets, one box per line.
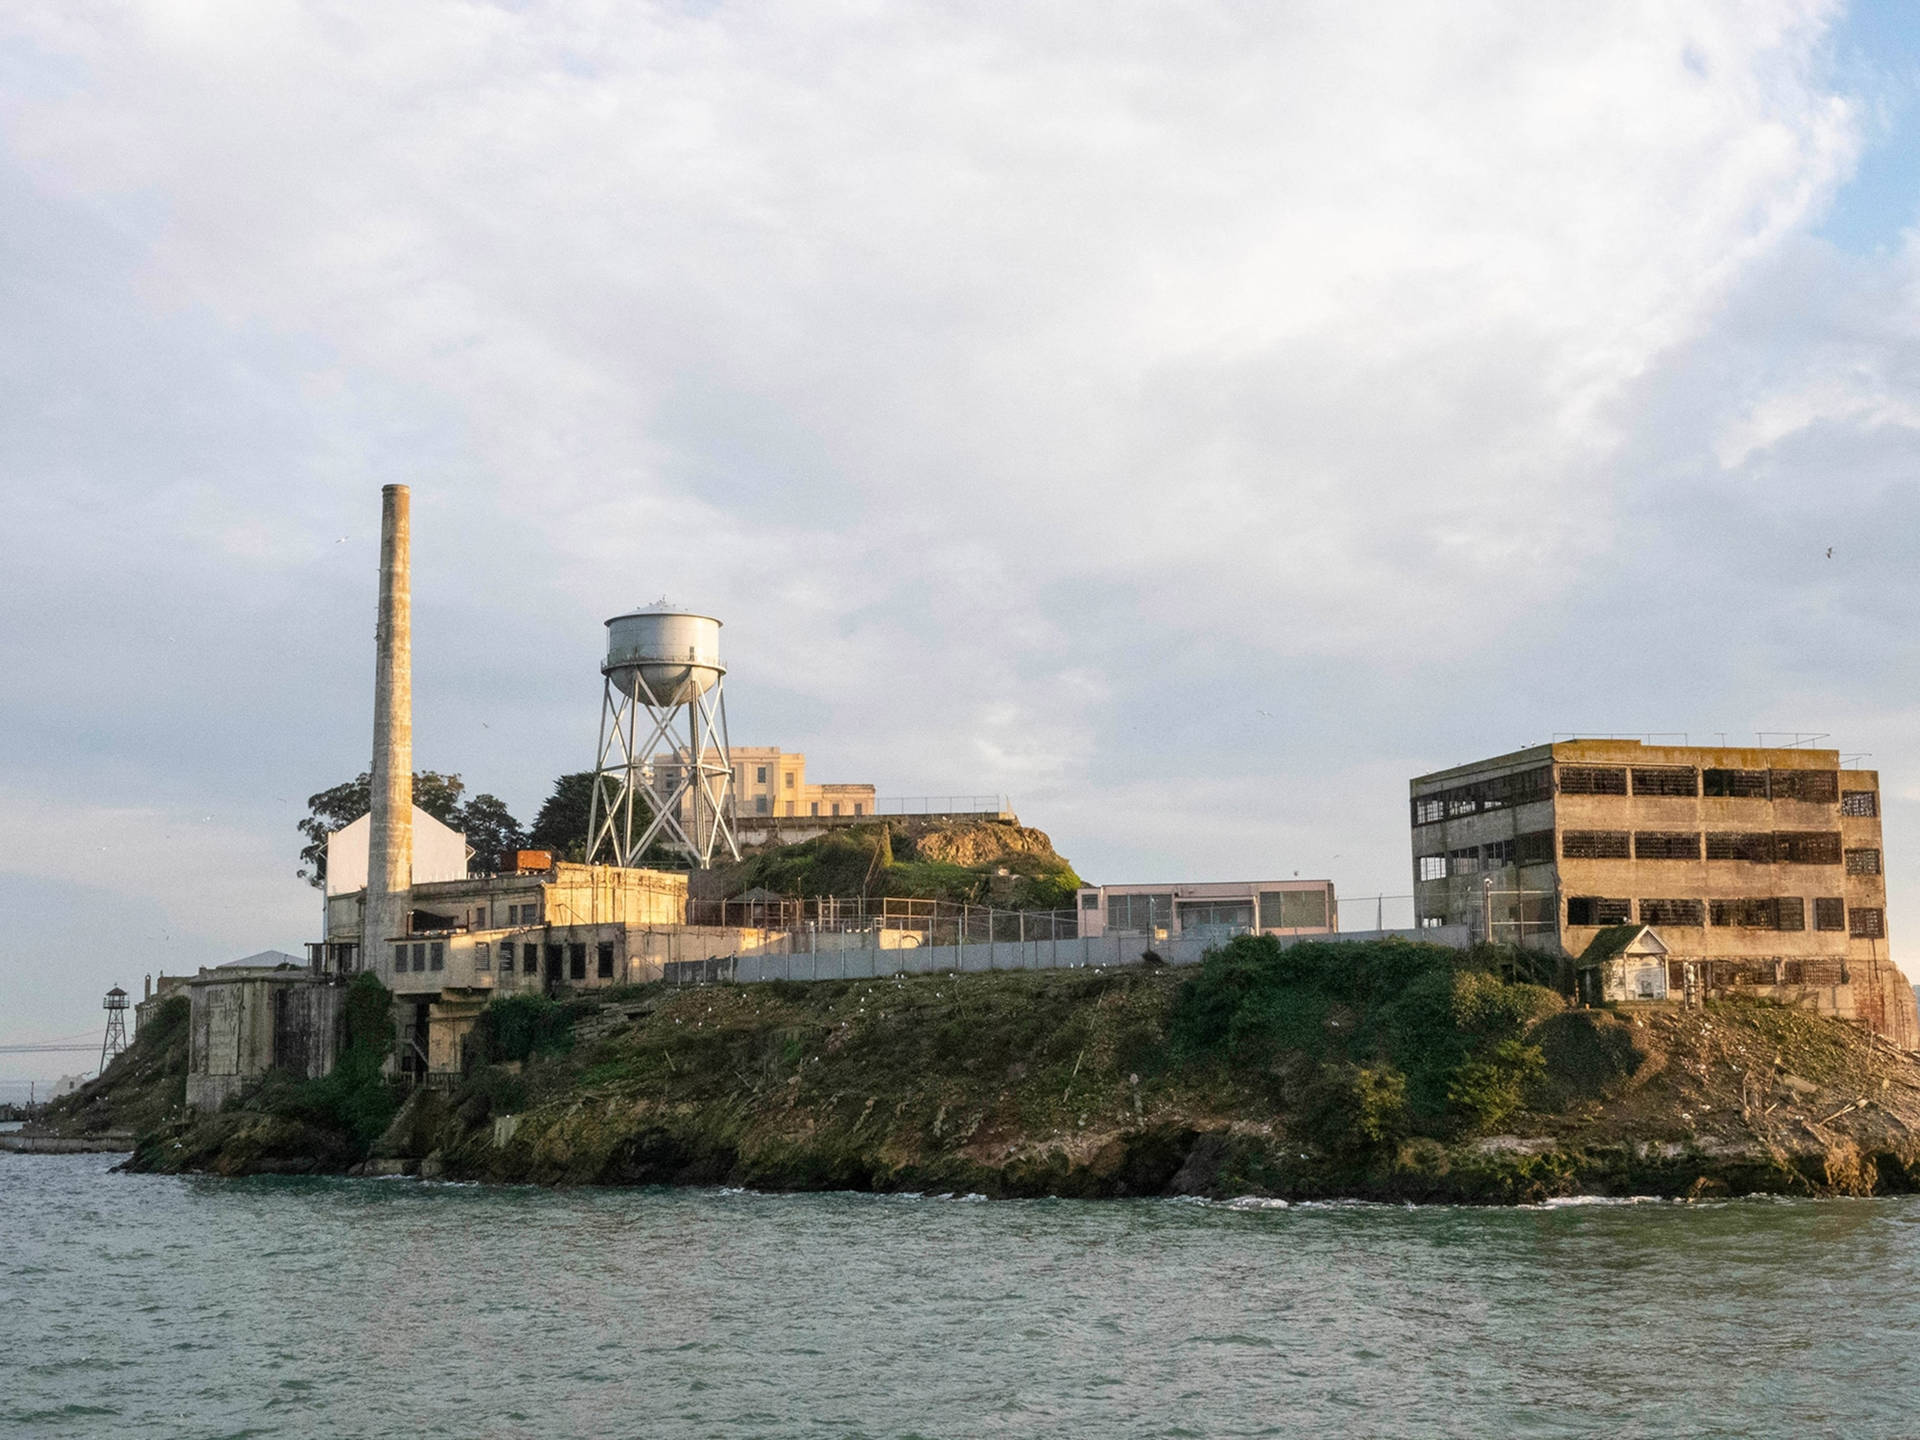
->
[6, 1153, 1920, 1438]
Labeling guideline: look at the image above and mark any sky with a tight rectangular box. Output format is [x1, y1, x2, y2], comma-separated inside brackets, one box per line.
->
[5, 1, 1920, 1095]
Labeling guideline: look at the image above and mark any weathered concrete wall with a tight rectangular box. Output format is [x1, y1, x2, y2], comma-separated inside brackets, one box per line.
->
[711, 925, 1476, 986]
[186, 975, 345, 1111]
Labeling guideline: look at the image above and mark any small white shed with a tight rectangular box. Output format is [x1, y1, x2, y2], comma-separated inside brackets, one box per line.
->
[1576, 925, 1671, 1004]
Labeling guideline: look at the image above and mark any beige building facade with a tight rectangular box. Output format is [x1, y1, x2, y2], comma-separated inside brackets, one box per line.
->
[1410, 740, 1917, 1046]
[647, 745, 875, 821]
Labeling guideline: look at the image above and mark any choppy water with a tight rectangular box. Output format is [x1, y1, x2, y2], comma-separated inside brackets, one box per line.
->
[7, 1156, 1920, 1438]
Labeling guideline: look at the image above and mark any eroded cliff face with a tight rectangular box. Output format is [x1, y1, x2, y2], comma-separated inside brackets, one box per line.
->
[126, 947, 1920, 1204]
[1851, 953, 1920, 1051]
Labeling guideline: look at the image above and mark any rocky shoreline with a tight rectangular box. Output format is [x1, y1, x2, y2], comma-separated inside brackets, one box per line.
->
[111, 939, 1920, 1205]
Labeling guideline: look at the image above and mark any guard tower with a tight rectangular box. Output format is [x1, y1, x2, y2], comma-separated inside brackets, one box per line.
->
[100, 986, 129, 1072]
[586, 603, 741, 868]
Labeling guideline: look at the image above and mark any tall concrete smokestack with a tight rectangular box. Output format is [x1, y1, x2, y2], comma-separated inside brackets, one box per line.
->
[366, 484, 413, 980]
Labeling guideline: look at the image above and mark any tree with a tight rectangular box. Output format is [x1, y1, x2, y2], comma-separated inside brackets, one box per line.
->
[527, 771, 596, 861]
[296, 770, 522, 887]
[459, 792, 527, 875]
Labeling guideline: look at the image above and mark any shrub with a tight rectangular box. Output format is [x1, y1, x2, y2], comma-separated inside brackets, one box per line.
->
[1298, 1062, 1410, 1158]
[477, 994, 584, 1064]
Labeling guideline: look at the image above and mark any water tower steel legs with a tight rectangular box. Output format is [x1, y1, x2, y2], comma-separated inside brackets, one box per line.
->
[586, 671, 740, 868]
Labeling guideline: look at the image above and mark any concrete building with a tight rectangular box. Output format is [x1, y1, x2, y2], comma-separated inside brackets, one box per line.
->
[185, 952, 344, 1111]
[321, 860, 787, 1077]
[1076, 879, 1338, 943]
[718, 747, 875, 820]
[1410, 740, 1918, 1046]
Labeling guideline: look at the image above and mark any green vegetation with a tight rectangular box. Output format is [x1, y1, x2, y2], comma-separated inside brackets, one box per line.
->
[238, 973, 402, 1151]
[1167, 935, 1559, 1137]
[42, 994, 190, 1136]
[122, 937, 1920, 1204]
[721, 819, 1082, 910]
[475, 993, 589, 1063]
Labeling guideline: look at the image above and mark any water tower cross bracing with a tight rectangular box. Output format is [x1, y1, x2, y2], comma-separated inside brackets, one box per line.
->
[586, 603, 741, 868]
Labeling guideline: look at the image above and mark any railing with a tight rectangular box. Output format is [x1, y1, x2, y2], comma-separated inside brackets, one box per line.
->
[1337, 895, 1418, 933]
[870, 796, 1012, 816]
[688, 895, 1078, 946]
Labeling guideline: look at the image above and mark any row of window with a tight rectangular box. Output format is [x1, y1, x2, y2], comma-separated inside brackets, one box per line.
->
[1566, 895, 1883, 937]
[1560, 831, 1857, 865]
[1413, 764, 1878, 825]
[391, 939, 621, 980]
[1417, 838, 1879, 880]
[392, 941, 445, 973]
[1100, 891, 1331, 932]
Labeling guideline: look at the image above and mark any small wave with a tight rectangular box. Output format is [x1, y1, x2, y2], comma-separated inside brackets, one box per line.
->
[1220, 1195, 1290, 1211]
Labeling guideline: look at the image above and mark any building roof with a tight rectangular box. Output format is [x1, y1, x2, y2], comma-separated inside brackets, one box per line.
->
[216, 949, 307, 971]
[1576, 925, 1669, 966]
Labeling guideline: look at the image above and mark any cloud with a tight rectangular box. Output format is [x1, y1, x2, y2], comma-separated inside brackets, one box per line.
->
[8, 0, 1920, 1029]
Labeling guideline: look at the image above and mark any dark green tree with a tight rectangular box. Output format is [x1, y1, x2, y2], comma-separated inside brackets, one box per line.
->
[297, 771, 522, 886]
[458, 792, 526, 875]
[527, 771, 597, 860]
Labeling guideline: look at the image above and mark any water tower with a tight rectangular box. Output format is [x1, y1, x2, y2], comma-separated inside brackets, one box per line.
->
[585, 603, 741, 868]
[99, 987, 129, 1072]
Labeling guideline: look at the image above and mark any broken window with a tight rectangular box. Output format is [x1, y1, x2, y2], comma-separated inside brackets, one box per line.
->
[393, 944, 405, 971]
[412, 943, 426, 973]
[1482, 839, 1515, 868]
[500, 941, 514, 969]
[1706, 832, 1774, 863]
[523, 944, 539, 975]
[1710, 898, 1800, 930]
[1771, 770, 1838, 804]
[1448, 847, 1481, 874]
[1631, 766, 1698, 797]
[1562, 831, 1631, 859]
[1814, 897, 1846, 932]
[1849, 907, 1886, 939]
[1418, 855, 1447, 882]
[1845, 848, 1882, 876]
[1410, 767, 1552, 826]
[429, 942, 444, 972]
[1516, 830, 1555, 864]
[474, 943, 490, 972]
[1081, 891, 1100, 911]
[1634, 832, 1700, 860]
[1703, 769, 1769, 799]
[1566, 896, 1631, 926]
[756, 766, 768, 783]
[1559, 766, 1628, 796]
[1775, 831, 1842, 866]
[507, 904, 519, 925]
[597, 943, 615, 979]
[568, 943, 587, 981]
[1638, 898, 1704, 926]
[1841, 790, 1879, 817]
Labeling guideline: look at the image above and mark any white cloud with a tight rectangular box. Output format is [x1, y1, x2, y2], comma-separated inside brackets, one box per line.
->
[11, 0, 1920, 1005]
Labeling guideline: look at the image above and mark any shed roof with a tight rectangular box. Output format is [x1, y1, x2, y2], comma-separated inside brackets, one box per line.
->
[1576, 925, 1669, 966]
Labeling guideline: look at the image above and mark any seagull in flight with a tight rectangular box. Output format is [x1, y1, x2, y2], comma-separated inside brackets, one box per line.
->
[1826, 547, 1833, 559]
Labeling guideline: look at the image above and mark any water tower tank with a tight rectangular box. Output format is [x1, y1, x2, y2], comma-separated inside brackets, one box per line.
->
[603, 604, 724, 707]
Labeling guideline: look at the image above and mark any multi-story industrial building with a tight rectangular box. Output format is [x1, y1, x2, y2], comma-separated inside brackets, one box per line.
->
[1409, 740, 1916, 1046]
